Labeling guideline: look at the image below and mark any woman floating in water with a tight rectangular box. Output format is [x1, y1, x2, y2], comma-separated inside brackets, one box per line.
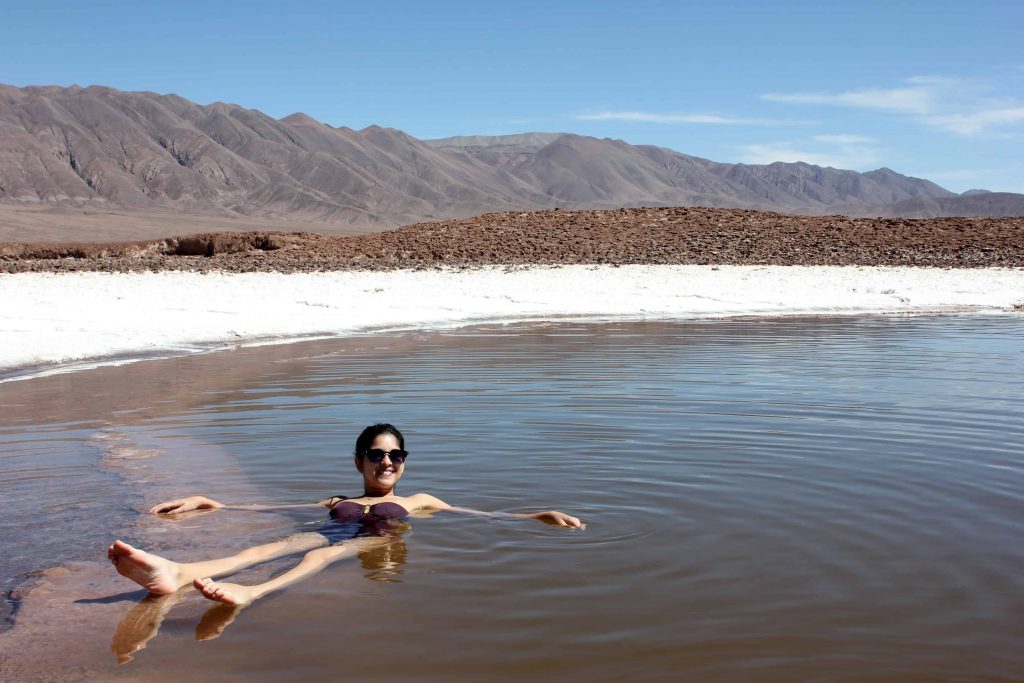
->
[108, 423, 583, 608]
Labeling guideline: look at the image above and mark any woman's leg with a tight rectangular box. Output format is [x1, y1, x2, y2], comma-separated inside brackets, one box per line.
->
[107, 534, 327, 595]
[194, 536, 391, 606]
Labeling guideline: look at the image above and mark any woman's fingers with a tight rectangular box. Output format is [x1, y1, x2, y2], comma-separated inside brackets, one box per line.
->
[545, 511, 583, 528]
[149, 498, 192, 515]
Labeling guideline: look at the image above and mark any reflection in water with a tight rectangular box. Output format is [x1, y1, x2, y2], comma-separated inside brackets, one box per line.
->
[359, 530, 409, 583]
[108, 524, 410, 659]
[110, 592, 181, 664]
[1, 316, 1023, 681]
[195, 602, 244, 642]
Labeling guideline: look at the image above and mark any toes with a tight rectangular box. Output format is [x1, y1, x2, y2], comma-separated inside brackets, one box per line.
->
[193, 578, 245, 606]
[194, 578, 221, 599]
[112, 539, 135, 555]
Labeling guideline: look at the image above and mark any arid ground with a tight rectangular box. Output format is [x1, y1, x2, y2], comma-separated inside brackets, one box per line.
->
[2, 207, 1022, 273]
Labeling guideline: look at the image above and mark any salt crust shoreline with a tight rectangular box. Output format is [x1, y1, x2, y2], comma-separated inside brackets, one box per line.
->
[2, 265, 1022, 380]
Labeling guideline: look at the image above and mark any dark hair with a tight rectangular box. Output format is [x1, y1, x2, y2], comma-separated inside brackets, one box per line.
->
[354, 423, 405, 457]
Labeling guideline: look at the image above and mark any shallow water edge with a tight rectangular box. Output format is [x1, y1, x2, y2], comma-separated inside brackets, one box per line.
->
[2, 315, 1022, 682]
[2, 265, 1022, 376]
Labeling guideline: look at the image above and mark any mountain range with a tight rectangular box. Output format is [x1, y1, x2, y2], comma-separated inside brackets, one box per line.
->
[2, 84, 1022, 238]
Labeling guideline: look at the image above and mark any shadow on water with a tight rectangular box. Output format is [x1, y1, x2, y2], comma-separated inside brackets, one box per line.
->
[75, 590, 146, 605]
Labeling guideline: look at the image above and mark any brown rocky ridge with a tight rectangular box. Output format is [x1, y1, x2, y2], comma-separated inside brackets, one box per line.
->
[2, 207, 1022, 273]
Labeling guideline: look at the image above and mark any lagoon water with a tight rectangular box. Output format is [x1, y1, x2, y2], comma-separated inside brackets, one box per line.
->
[1, 316, 1022, 681]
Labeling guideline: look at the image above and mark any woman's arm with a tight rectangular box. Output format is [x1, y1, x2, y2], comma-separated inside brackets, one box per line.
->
[149, 495, 335, 515]
[408, 494, 584, 528]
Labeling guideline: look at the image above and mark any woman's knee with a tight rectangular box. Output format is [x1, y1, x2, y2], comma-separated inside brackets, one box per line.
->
[305, 545, 348, 563]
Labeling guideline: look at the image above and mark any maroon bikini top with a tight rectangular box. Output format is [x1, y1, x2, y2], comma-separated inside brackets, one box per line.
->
[329, 499, 409, 521]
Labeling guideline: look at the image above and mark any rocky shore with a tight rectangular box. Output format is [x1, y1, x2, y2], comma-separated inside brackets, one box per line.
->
[2, 207, 1023, 273]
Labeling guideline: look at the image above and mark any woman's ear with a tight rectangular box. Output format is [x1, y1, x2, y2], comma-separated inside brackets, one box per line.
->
[354, 454, 362, 472]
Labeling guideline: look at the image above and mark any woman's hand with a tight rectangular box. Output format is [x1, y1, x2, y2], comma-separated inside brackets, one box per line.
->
[529, 510, 584, 528]
[149, 496, 226, 515]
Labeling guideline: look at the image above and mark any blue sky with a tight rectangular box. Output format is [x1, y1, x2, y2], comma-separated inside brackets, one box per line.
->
[2, 0, 1022, 192]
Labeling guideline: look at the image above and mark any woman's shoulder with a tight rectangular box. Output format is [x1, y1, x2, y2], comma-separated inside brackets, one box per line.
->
[401, 492, 450, 510]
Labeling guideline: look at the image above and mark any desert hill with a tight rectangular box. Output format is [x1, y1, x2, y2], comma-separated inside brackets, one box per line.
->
[1, 84, 1023, 243]
[426, 135, 953, 211]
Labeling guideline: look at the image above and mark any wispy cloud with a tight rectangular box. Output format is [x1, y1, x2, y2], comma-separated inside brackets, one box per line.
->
[906, 166, 1024, 193]
[923, 107, 1024, 135]
[576, 110, 804, 125]
[738, 134, 882, 169]
[763, 86, 937, 114]
[762, 76, 1024, 136]
[909, 168, 992, 184]
[812, 134, 875, 144]
[738, 144, 846, 168]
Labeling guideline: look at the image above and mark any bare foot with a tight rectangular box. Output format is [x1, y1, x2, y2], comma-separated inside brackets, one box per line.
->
[194, 577, 256, 606]
[107, 540, 184, 595]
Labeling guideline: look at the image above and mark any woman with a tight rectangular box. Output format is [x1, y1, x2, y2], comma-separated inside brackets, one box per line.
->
[108, 423, 583, 607]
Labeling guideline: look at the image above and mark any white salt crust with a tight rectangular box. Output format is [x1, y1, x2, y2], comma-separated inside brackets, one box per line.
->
[1, 266, 1022, 379]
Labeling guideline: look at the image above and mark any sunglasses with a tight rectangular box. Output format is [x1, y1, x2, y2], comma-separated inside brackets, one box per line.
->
[363, 448, 408, 465]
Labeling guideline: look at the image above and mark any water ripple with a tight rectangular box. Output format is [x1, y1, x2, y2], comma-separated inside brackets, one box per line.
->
[2, 314, 1023, 680]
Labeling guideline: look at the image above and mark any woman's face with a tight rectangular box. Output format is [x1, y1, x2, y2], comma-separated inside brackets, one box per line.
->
[355, 433, 405, 491]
